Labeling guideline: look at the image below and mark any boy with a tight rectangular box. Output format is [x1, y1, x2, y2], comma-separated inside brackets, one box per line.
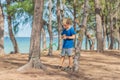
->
[59, 18, 76, 71]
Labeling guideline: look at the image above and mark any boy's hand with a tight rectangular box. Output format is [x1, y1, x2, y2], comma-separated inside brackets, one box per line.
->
[62, 35, 67, 39]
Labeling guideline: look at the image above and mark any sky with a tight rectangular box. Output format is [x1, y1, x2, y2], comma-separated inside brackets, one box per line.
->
[2, 0, 74, 37]
[1, 0, 32, 37]
[4, 15, 32, 37]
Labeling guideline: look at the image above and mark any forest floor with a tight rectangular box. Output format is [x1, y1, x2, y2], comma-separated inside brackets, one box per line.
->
[0, 50, 120, 80]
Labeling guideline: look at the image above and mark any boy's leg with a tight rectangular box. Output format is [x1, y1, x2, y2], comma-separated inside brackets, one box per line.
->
[59, 48, 66, 67]
[59, 56, 65, 67]
[68, 56, 73, 68]
[67, 48, 73, 68]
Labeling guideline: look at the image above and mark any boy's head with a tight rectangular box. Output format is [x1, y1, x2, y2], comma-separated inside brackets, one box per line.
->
[62, 18, 72, 29]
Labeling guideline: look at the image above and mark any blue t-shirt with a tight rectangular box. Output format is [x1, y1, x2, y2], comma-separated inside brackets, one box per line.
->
[61, 26, 76, 48]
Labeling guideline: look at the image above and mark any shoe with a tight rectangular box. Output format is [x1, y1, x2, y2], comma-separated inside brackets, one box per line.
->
[65, 66, 73, 71]
[58, 66, 62, 69]
[58, 66, 66, 71]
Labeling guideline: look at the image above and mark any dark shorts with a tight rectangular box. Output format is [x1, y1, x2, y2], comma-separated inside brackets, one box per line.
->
[61, 48, 73, 56]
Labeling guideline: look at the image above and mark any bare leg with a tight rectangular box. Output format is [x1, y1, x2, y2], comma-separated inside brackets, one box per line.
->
[60, 56, 65, 67]
[69, 56, 73, 68]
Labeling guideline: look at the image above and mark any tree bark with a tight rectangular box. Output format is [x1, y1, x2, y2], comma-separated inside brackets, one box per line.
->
[94, 0, 103, 52]
[7, 0, 19, 53]
[73, 0, 88, 72]
[118, 27, 120, 50]
[90, 38, 95, 50]
[86, 37, 88, 50]
[18, 0, 46, 72]
[0, 4, 4, 54]
[48, 0, 53, 56]
[41, 27, 46, 50]
[73, 0, 77, 47]
[105, 0, 110, 49]
[80, 0, 88, 49]
[73, 40, 81, 72]
[109, 15, 114, 49]
[87, 34, 95, 50]
[60, 0, 64, 28]
[102, 15, 107, 50]
[57, 0, 62, 50]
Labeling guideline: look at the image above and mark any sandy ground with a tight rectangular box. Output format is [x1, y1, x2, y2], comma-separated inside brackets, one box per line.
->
[0, 50, 120, 80]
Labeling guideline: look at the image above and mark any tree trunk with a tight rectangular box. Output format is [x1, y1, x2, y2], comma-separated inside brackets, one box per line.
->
[94, 0, 103, 52]
[60, 0, 64, 18]
[73, 40, 81, 72]
[48, 0, 53, 56]
[86, 37, 88, 50]
[109, 15, 114, 49]
[112, 17, 118, 50]
[102, 15, 107, 50]
[60, 0, 64, 28]
[80, 0, 88, 49]
[42, 27, 46, 50]
[88, 39, 91, 50]
[18, 0, 46, 72]
[73, 0, 88, 72]
[87, 35, 95, 50]
[8, 17, 19, 53]
[57, 0, 62, 50]
[105, 0, 110, 49]
[73, 0, 77, 47]
[118, 27, 120, 50]
[0, 4, 4, 54]
[90, 38, 95, 50]
[7, 0, 19, 53]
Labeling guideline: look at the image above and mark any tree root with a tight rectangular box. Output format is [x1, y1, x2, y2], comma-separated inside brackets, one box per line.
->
[17, 58, 47, 72]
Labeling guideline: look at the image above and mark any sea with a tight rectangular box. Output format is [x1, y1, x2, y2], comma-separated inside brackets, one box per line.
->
[4, 37, 118, 54]
[4, 37, 58, 54]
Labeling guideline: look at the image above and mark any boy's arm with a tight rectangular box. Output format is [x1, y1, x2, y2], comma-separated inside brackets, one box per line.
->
[61, 34, 66, 39]
[61, 35, 64, 39]
[62, 28, 76, 39]
[65, 27, 76, 39]
[66, 27, 76, 39]
[66, 35, 75, 39]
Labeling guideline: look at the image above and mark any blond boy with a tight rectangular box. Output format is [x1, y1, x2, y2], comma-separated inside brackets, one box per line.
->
[59, 18, 76, 70]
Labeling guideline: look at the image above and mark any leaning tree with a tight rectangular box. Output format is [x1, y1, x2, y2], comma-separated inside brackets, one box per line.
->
[18, 0, 46, 71]
[0, 2, 4, 54]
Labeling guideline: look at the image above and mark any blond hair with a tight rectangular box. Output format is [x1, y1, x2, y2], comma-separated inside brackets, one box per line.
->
[62, 18, 72, 25]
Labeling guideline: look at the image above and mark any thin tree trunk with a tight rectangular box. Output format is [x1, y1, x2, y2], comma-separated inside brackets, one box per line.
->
[113, 17, 118, 50]
[0, 4, 4, 54]
[82, 0, 89, 50]
[73, 0, 77, 47]
[109, 15, 114, 49]
[90, 38, 95, 50]
[86, 37, 88, 50]
[73, 39, 81, 72]
[8, 17, 19, 53]
[118, 27, 120, 50]
[105, 0, 110, 49]
[18, 0, 46, 72]
[57, 0, 62, 50]
[102, 15, 107, 50]
[107, 33, 110, 49]
[42, 27, 46, 50]
[87, 35, 95, 50]
[88, 39, 91, 50]
[73, 0, 88, 72]
[60, 0, 64, 28]
[94, 0, 103, 52]
[48, 0, 53, 56]
[7, 0, 19, 53]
